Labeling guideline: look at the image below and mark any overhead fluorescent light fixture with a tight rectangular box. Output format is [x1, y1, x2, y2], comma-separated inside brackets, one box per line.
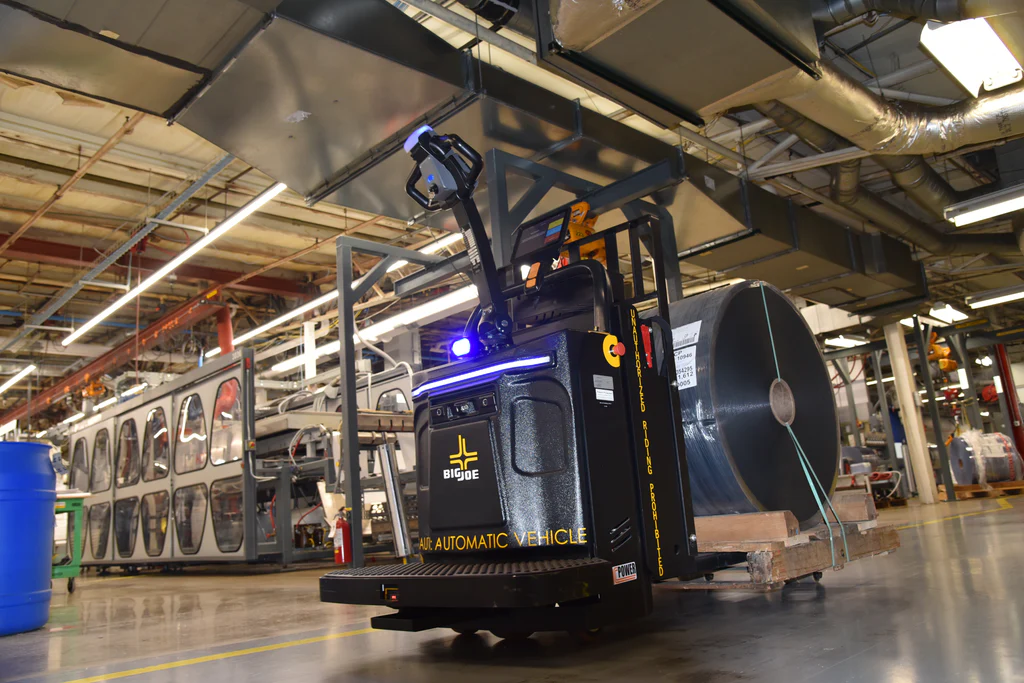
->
[386, 233, 463, 273]
[823, 335, 867, 348]
[945, 182, 1024, 227]
[920, 18, 1023, 97]
[62, 412, 85, 425]
[929, 303, 968, 325]
[865, 376, 896, 386]
[270, 285, 479, 373]
[965, 285, 1024, 309]
[0, 364, 35, 396]
[63, 182, 288, 346]
[205, 235, 463, 360]
[121, 383, 148, 397]
[900, 315, 946, 328]
[93, 396, 118, 412]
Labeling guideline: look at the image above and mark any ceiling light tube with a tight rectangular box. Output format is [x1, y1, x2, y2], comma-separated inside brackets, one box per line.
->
[208, 234, 466, 359]
[965, 285, 1024, 309]
[270, 285, 479, 373]
[63, 182, 288, 346]
[0, 364, 35, 396]
[929, 304, 968, 325]
[62, 412, 85, 425]
[93, 396, 118, 412]
[823, 335, 866, 348]
[121, 383, 148, 397]
[945, 181, 1024, 227]
[920, 19, 1023, 97]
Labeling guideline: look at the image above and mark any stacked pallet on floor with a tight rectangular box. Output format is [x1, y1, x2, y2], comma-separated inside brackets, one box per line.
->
[938, 480, 1024, 501]
[678, 491, 899, 591]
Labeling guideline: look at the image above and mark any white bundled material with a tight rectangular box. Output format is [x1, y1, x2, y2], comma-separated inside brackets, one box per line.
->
[550, 0, 663, 52]
[950, 430, 1024, 487]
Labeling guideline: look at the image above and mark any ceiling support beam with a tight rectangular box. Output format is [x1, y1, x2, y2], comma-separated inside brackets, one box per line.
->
[0, 297, 223, 425]
[0, 235, 308, 297]
[0, 112, 145, 258]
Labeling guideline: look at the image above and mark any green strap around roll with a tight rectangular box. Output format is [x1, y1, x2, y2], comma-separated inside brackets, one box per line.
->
[758, 284, 849, 568]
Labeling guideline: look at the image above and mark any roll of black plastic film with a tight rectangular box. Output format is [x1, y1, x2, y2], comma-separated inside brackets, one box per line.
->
[663, 280, 840, 524]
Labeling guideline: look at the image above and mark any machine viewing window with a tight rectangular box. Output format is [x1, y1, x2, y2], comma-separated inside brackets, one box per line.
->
[211, 379, 243, 466]
[88, 502, 110, 560]
[70, 438, 89, 491]
[141, 491, 170, 557]
[210, 476, 244, 552]
[115, 419, 140, 488]
[376, 389, 409, 412]
[90, 429, 111, 493]
[174, 484, 208, 555]
[511, 208, 570, 262]
[175, 394, 208, 474]
[142, 408, 170, 482]
[114, 497, 140, 558]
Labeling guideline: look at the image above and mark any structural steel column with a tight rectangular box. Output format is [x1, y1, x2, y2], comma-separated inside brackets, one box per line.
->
[913, 317, 956, 500]
[870, 350, 898, 464]
[336, 242, 364, 568]
[994, 343, 1024, 456]
[883, 322, 938, 504]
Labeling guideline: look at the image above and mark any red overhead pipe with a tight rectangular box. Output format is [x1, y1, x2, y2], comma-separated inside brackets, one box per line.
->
[0, 296, 224, 425]
[216, 306, 235, 355]
[994, 343, 1024, 456]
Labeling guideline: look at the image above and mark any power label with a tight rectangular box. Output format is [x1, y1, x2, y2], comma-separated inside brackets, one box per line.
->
[612, 562, 638, 585]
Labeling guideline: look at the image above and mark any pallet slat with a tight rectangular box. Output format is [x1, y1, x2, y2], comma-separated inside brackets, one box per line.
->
[681, 506, 900, 591]
[938, 480, 1024, 501]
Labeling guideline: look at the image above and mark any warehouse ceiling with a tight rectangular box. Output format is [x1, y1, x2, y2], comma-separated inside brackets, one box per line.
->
[1, 0, 1024, 426]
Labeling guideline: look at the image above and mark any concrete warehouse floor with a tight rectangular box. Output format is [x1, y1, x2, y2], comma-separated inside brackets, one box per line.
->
[2, 498, 1022, 683]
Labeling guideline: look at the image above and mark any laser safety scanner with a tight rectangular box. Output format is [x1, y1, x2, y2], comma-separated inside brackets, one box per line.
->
[319, 126, 699, 637]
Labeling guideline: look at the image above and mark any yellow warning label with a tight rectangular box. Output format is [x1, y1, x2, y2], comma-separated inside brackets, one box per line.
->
[420, 527, 587, 552]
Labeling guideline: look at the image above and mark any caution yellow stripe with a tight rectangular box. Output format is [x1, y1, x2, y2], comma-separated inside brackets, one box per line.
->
[62, 627, 375, 683]
[896, 496, 1013, 530]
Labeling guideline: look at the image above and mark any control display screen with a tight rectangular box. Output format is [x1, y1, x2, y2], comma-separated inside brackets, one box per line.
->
[512, 208, 570, 262]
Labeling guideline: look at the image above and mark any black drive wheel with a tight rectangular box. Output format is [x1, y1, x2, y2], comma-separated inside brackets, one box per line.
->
[67, 577, 76, 593]
[490, 630, 534, 641]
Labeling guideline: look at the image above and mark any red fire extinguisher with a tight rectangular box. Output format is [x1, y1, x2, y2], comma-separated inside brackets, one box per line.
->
[334, 510, 352, 565]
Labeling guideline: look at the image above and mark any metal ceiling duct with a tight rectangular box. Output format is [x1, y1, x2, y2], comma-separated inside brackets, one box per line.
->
[754, 101, 962, 219]
[0, 0, 273, 116]
[707, 60, 1024, 155]
[756, 101, 1021, 255]
[833, 159, 1020, 255]
[532, 0, 822, 127]
[167, 0, 927, 313]
[665, 280, 839, 524]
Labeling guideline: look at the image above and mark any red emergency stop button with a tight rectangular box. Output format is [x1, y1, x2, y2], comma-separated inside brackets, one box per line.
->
[612, 342, 626, 356]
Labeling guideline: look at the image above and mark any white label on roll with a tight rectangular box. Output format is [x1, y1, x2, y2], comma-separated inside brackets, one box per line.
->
[675, 346, 697, 389]
[672, 321, 702, 349]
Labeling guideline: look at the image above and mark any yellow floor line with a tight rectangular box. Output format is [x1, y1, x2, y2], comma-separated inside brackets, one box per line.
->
[62, 627, 375, 683]
[896, 496, 1013, 530]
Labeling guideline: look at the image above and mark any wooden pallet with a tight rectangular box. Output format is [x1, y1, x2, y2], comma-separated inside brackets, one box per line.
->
[679, 493, 900, 591]
[938, 480, 1024, 501]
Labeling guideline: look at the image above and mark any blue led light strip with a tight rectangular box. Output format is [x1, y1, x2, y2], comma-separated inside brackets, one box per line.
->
[412, 355, 553, 398]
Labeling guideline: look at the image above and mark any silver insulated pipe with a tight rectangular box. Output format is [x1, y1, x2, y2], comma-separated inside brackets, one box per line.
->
[662, 280, 840, 524]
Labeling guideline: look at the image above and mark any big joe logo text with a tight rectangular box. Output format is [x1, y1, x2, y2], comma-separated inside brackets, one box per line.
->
[443, 434, 480, 482]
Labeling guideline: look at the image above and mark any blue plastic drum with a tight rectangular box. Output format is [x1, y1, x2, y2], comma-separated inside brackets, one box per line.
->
[0, 442, 55, 636]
